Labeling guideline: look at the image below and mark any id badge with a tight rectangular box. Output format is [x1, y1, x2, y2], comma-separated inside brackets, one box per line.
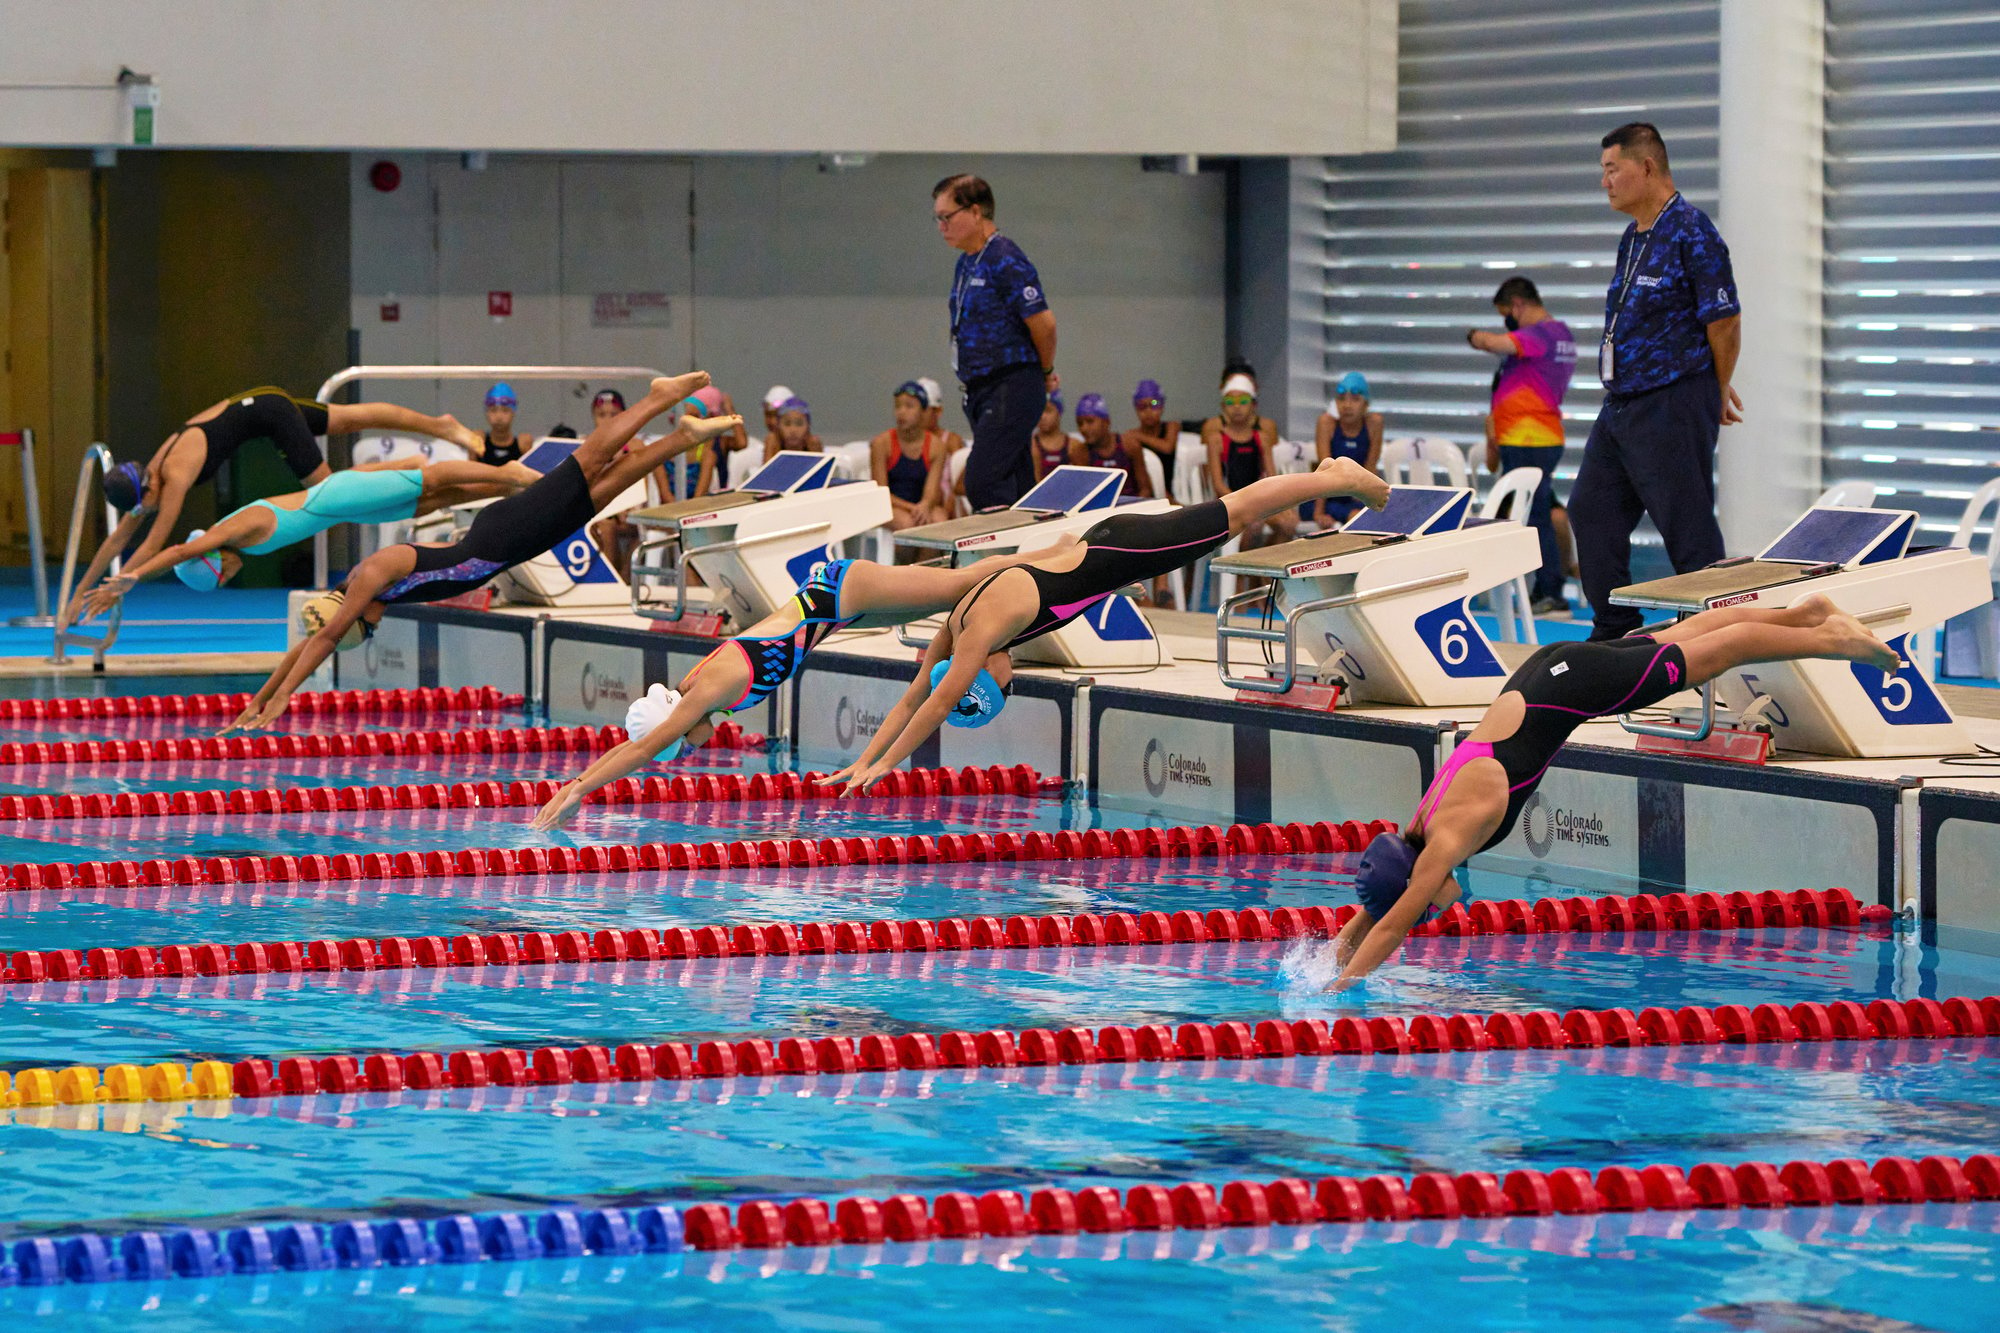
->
[1598, 338, 1614, 384]
[950, 337, 959, 374]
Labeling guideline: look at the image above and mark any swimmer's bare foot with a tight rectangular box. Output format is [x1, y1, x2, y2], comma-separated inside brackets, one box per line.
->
[1787, 592, 1836, 626]
[499, 462, 540, 487]
[651, 372, 710, 403]
[1826, 613, 1902, 673]
[1319, 456, 1392, 511]
[679, 413, 743, 446]
[438, 414, 483, 455]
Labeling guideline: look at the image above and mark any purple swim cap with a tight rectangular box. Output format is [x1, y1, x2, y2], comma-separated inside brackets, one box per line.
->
[1354, 831, 1418, 920]
[777, 395, 811, 420]
[1075, 393, 1109, 421]
[1133, 379, 1164, 405]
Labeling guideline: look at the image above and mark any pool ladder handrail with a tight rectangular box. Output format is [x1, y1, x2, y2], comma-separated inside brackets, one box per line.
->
[48, 443, 127, 668]
[1217, 568, 1470, 694]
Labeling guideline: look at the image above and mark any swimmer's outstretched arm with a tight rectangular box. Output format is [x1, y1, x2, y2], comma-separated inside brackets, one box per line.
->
[228, 556, 407, 732]
[1330, 831, 1476, 991]
[79, 513, 271, 616]
[530, 657, 742, 832]
[839, 616, 1013, 796]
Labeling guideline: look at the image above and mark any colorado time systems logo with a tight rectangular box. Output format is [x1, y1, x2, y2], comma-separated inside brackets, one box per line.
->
[834, 695, 889, 750]
[362, 634, 405, 680]
[1519, 792, 1610, 859]
[579, 661, 631, 712]
[1141, 738, 1213, 799]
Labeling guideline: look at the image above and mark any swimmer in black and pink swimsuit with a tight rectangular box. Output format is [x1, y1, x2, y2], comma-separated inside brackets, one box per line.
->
[832, 456, 1396, 793]
[1329, 592, 1904, 990]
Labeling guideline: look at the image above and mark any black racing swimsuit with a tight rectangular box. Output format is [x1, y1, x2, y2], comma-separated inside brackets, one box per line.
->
[375, 455, 596, 604]
[182, 389, 330, 485]
[954, 499, 1231, 649]
[1414, 635, 1692, 853]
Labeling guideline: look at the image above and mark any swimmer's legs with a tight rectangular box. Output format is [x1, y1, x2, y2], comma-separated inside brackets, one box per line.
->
[837, 559, 1016, 622]
[586, 407, 740, 507]
[325, 402, 484, 455]
[572, 373, 711, 477]
[1221, 457, 1390, 534]
[1677, 610, 1901, 686]
[1642, 593, 1835, 645]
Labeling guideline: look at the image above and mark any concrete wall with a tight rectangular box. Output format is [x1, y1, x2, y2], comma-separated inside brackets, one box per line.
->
[351, 153, 1227, 447]
[0, 0, 1399, 156]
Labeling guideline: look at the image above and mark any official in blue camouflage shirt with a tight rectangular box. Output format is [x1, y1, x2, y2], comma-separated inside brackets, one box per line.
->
[935, 173, 1059, 508]
[1572, 121, 1744, 640]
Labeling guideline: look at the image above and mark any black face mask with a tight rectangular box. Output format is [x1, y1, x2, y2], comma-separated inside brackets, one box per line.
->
[1503, 314, 1521, 332]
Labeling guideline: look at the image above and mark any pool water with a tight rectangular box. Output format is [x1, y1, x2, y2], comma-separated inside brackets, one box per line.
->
[1, 689, 1996, 1330]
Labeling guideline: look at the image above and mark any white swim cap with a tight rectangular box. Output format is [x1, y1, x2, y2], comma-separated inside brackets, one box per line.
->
[917, 377, 943, 411]
[1220, 373, 1258, 400]
[625, 683, 687, 761]
[763, 385, 795, 411]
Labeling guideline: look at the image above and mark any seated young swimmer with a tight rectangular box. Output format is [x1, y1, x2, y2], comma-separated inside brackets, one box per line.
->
[830, 457, 1393, 794]
[527, 540, 1075, 830]
[1327, 594, 1902, 991]
[77, 456, 540, 616]
[224, 373, 737, 732]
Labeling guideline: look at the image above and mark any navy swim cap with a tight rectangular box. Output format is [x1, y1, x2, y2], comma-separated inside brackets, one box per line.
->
[929, 660, 1007, 728]
[104, 461, 145, 512]
[1354, 831, 1418, 920]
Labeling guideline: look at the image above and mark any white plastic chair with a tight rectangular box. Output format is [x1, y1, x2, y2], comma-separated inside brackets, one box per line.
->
[1816, 480, 1879, 509]
[1479, 466, 1544, 645]
[1381, 437, 1470, 489]
[1173, 431, 1212, 505]
[1939, 478, 2000, 679]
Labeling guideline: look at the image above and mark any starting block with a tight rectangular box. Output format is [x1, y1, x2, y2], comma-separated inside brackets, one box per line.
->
[1213, 486, 1541, 706]
[627, 451, 891, 629]
[1611, 505, 1992, 758]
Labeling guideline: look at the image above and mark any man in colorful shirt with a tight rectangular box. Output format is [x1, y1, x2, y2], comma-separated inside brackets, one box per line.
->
[1469, 275, 1576, 612]
[935, 173, 1057, 508]
[1573, 121, 1743, 640]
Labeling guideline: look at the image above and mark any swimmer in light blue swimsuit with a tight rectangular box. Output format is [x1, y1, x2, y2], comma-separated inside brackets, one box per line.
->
[78, 457, 535, 613]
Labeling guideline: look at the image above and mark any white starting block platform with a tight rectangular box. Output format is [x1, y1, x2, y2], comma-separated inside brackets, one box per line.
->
[895, 465, 1178, 670]
[1211, 486, 1540, 706]
[1612, 505, 1992, 758]
[625, 451, 890, 630]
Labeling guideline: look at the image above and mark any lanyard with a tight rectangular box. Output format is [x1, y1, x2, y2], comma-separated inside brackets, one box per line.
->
[951, 232, 997, 338]
[1605, 192, 1679, 342]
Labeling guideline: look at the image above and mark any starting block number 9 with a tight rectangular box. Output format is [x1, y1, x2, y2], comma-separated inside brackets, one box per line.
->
[562, 538, 597, 579]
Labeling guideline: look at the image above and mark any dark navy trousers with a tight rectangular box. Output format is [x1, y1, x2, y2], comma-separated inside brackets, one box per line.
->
[1571, 369, 1726, 639]
[960, 363, 1042, 509]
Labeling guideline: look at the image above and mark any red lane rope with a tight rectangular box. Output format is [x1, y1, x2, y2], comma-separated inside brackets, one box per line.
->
[0, 761, 1052, 824]
[0, 720, 766, 768]
[40, 994, 1999, 1108]
[2, 816, 1381, 895]
[0, 685, 519, 722]
[1, 885, 1883, 987]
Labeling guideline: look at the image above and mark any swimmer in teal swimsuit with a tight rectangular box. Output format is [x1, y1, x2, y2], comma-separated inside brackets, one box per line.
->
[528, 539, 1077, 831]
[77, 456, 538, 616]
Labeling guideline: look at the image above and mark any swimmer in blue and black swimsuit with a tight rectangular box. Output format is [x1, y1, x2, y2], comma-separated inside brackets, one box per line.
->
[531, 541, 1081, 829]
[834, 456, 1397, 793]
[1329, 593, 1904, 989]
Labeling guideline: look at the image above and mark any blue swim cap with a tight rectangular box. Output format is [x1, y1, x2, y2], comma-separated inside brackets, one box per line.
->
[174, 532, 227, 591]
[929, 660, 1007, 728]
[104, 460, 145, 512]
[1334, 371, 1370, 398]
[1354, 831, 1418, 920]
[485, 382, 517, 408]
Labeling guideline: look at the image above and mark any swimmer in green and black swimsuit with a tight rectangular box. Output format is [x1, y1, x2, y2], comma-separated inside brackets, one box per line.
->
[78, 455, 538, 616]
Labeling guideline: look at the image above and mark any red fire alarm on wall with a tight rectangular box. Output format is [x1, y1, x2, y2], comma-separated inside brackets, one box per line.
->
[380, 300, 401, 323]
[488, 291, 513, 319]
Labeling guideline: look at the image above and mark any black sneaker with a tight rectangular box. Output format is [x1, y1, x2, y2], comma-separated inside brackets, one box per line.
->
[1531, 596, 1569, 616]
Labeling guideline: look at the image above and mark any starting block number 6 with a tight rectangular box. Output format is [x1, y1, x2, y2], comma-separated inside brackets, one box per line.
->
[1414, 599, 1503, 679]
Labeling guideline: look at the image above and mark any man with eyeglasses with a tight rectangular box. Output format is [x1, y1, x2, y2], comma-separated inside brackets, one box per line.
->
[934, 173, 1057, 509]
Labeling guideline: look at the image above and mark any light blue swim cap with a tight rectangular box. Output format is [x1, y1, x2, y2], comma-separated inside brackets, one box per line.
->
[174, 532, 226, 592]
[929, 660, 1007, 728]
